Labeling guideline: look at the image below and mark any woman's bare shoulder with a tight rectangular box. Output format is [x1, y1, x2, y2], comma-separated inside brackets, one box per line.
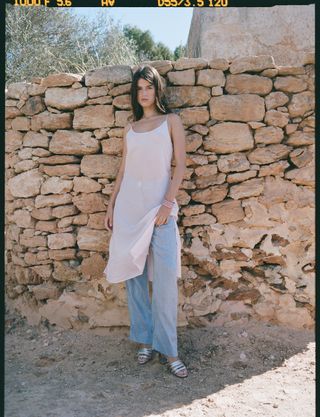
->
[168, 113, 184, 131]
[168, 112, 183, 124]
[123, 122, 132, 135]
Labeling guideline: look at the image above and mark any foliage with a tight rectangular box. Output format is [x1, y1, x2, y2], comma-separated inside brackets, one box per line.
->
[5, 5, 138, 85]
[5, 5, 188, 86]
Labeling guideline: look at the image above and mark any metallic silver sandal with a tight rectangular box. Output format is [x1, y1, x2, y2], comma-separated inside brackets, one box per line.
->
[167, 359, 188, 378]
[137, 347, 154, 365]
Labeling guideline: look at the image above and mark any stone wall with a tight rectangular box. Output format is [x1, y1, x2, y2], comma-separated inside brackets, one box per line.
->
[5, 55, 315, 331]
[187, 6, 315, 66]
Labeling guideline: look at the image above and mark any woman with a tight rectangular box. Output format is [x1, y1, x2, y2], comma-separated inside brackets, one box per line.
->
[104, 64, 187, 378]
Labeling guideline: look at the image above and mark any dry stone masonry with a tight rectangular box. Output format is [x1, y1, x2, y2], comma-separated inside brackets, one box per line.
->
[5, 54, 315, 331]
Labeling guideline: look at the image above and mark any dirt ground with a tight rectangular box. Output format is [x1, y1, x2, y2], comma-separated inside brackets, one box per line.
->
[5, 308, 315, 417]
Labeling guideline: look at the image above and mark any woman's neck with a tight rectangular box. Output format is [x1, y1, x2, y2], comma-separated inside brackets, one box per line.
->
[142, 105, 161, 119]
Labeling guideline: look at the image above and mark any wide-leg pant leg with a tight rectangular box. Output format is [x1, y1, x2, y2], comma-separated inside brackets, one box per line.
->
[150, 215, 178, 357]
[125, 260, 153, 345]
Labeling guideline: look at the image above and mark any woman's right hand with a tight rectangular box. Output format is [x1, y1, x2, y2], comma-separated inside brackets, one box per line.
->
[105, 205, 114, 232]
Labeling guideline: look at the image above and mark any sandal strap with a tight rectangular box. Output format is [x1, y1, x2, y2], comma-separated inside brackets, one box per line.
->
[138, 348, 153, 356]
[169, 359, 186, 372]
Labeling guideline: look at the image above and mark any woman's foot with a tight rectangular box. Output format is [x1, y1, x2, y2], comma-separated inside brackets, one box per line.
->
[137, 344, 153, 365]
[163, 355, 188, 378]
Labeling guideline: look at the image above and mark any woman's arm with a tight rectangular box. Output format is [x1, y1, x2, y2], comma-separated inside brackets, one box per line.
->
[108, 123, 130, 209]
[164, 113, 186, 202]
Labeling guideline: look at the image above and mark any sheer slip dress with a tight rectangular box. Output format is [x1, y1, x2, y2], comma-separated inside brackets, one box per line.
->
[103, 115, 182, 284]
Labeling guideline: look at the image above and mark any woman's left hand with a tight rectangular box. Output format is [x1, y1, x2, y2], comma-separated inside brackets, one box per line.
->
[155, 205, 172, 226]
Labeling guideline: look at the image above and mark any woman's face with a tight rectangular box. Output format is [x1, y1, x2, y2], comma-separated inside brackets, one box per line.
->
[137, 78, 156, 108]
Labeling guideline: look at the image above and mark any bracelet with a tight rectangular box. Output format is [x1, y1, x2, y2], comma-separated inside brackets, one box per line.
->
[162, 198, 174, 209]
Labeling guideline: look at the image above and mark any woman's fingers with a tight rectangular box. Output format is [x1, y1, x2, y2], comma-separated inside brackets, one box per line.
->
[105, 216, 113, 231]
[155, 217, 168, 226]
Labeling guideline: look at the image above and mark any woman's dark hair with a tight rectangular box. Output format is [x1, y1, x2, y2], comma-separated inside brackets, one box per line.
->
[131, 64, 172, 121]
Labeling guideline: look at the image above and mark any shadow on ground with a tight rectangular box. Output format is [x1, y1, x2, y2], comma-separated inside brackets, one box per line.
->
[5, 310, 315, 417]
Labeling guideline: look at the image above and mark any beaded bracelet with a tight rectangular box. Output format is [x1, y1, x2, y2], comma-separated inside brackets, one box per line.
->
[162, 198, 174, 209]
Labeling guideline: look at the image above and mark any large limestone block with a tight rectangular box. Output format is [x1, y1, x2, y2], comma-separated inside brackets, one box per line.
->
[72, 192, 107, 213]
[48, 249, 76, 261]
[101, 137, 122, 155]
[23, 131, 49, 148]
[88, 86, 110, 98]
[173, 57, 207, 70]
[73, 105, 114, 130]
[115, 110, 132, 127]
[87, 213, 106, 229]
[12, 209, 35, 228]
[205, 122, 254, 154]
[136, 60, 173, 75]
[40, 164, 80, 177]
[165, 86, 211, 107]
[177, 107, 209, 126]
[225, 74, 272, 95]
[27, 83, 46, 96]
[261, 176, 314, 208]
[35, 193, 73, 208]
[196, 69, 225, 87]
[289, 147, 313, 168]
[259, 160, 289, 177]
[5, 107, 22, 119]
[229, 56, 276, 74]
[167, 69, 195, 85]
[208, 58, 229, 70]
[81, 155, 121, 179]
[285, 165, 315, 186]
[264, 110, 289, 128]
[77, 227, 109, 251]
[209, 95, 265, 122]
[20, 235, 47, 248]
[31, 207, 54, 220]
[288, 91, 315, 117]
[229, 178, 264, 199]
[191, 184, 228, 204]
[217, 153, 250, 173]
[45, 87, 88, 110]
[274, 76, 308, 93]
[41, 73, 83, 87]
[11, 117, 30, 131]
[211, 199, 245, 224]
[35, 220, 58, 233]
[73, 177, 102, 193]
[187, 7, 314, 66]
[6, 82, 30, 99]
[52, 205, 78, 219]
[8, 169, 43, 198]
[48, 233, 76, 249]
[182, 213, 216, 226]
[254, 126, 284, 145]
[265, 91, 289, 110]
[49, 130, 99, 155]
[80, 253, 106, 279]
[248, 144, 292, 164]
[227, 170, 257, 183]
[286, 131, 314, 147]
[31, 111, 73, 131]
[195, 173, 226, 188]
[5, 131, 23, 152]
[41, 177, 73, 195]
[112, 94, 131, 110]
[85, 65, 132, 86]
[20, 96, 46, 116]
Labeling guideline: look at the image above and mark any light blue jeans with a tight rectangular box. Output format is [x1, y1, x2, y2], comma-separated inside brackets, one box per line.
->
[125, 215, 178, 357]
